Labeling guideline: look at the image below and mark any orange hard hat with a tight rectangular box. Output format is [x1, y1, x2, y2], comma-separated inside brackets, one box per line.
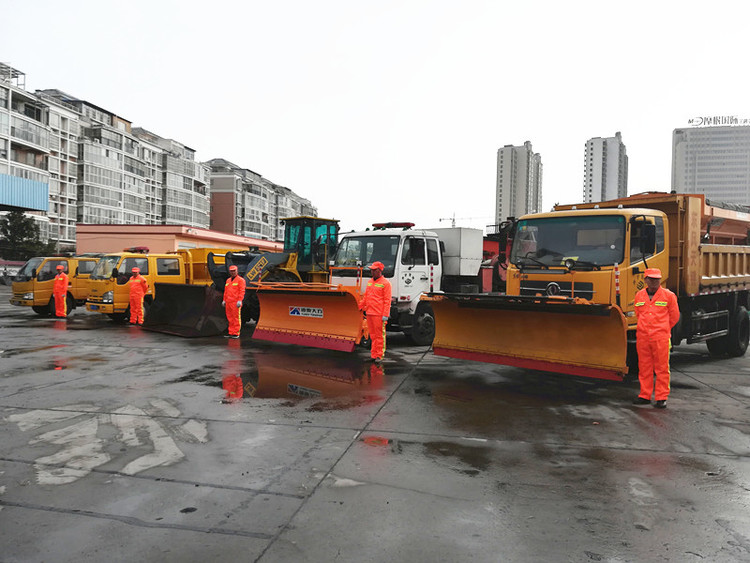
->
[228, 265, 238, 272]
[132, 267, 140, 274]
[56, 265, 64, 270]
[644, 268, 662, 279]
[369, 261, 385, 270]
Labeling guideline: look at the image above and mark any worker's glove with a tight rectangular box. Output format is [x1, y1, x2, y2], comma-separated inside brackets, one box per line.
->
[236, 301, 242, 308]
[382, 316, 388, 322]
[221, 301, 226, 307]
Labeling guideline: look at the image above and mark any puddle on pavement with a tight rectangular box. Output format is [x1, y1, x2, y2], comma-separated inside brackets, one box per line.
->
[165, 347, 395, 409]
[377, 437, 492, 476]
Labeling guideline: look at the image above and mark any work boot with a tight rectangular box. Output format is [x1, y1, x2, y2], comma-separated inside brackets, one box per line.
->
[229, 334, 240, 339]
[654, 400, 667, 409]
[632, 397, 650, 405]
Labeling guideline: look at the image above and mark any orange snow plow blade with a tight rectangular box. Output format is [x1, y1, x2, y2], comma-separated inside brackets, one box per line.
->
[252, 282, 365, 352]
[424, 293, 628, 381]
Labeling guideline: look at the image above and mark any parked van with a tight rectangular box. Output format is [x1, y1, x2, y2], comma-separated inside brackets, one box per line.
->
[10, 255, 101, 316]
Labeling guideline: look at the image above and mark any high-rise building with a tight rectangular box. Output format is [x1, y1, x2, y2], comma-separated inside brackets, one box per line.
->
[207, 158, 317, 241]
[495, 141, 542, 222]
[672, 124, 750, 205]
[1, 64, 318, 251]
[583, 131, 628, 203]
[132, 128, 210, 228]
[0, 63, 52, 239]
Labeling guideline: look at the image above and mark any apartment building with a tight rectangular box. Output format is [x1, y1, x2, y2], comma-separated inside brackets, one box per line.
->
[1, 64, 319, 252]
[0, 63, 52, 240]
[207, 158, 317, 241]
[583, 131, 628, 203]
[672, 124, 750, 205]
[495, 141, 542, 223]
[132, 128, 210, 228]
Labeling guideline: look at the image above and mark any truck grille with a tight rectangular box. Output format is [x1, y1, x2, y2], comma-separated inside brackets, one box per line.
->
[519, 281, 594, 300]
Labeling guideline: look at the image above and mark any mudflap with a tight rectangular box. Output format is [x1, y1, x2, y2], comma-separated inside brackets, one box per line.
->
[252, 283, 364, 352]
[143, 283, 228, 337]
[424, 293, 628, 381]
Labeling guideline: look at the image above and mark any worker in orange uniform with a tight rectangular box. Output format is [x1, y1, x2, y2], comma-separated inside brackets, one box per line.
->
[52, 264, 69, 319]
[128, 267, 149, 325]
[633, 268, 680, 409]
[359, 261, 392, 363]
[222, 265, 246, 339]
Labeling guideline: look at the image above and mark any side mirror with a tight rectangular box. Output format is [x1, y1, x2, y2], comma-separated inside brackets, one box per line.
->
[111, 268, 118, 278]
[640, 223, 656, 254]
[31, 268, 37, 279]
[74, 266, 79, 276]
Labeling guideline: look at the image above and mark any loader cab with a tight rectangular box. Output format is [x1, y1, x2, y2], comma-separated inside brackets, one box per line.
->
[282, 216, 339, 274]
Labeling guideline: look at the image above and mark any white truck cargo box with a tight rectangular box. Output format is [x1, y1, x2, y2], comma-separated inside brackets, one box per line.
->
[429, 228, 483, 276]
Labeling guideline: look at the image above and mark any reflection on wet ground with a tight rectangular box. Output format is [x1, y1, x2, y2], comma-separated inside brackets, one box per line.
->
[166, 342, 395, 409]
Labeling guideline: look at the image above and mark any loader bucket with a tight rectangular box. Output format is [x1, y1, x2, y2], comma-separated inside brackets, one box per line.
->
[252, 283, 365, 352]
[425, 293, 628, 381]
[143, 283, 228, 337]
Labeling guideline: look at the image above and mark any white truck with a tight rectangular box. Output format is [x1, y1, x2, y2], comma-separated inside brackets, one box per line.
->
[329, 222, 484, 345]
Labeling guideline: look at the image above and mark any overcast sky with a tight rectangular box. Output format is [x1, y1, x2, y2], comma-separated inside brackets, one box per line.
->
[3, 0, 749, 232]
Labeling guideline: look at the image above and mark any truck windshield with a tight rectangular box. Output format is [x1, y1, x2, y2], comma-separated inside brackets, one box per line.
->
[15, 257, 43, 282]
[511, 215, 625, 268]
[332, 235, 399, 277]
[90, 255, 121, 280]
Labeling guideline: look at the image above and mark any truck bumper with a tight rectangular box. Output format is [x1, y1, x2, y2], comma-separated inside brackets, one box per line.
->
[86, 302, 115, 314]
[9, 298, 32, 307]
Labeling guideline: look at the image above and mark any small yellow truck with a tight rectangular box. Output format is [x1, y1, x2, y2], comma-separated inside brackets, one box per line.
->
[10, 255, 101, 316]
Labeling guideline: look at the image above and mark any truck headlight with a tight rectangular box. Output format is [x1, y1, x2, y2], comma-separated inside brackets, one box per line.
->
[102, 291, 114, 304]
[23, 292, 34, 300]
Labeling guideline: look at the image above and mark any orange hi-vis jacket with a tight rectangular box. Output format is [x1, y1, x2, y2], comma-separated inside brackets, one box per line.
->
[359, 275, 392, 317]
[223, 274, 247, 304]
[53, 272, 69, 296]
[634, 286, 680, 339]
[128, 274, 149, 299]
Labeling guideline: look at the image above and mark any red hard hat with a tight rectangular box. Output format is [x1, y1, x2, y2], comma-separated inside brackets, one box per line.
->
[228, 265, 238, 271]
[369, 261, 385, 270]
[644, 268, 662, 279]
[56, 265, 64, 270]
[132, 267, 140, 274]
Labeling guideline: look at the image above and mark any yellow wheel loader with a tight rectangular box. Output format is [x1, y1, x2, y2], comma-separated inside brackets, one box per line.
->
[143, 217, 340, 337]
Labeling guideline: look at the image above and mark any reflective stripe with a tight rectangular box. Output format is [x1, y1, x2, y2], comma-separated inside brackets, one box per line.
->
[635, 302, 645, 306]
[655, 301, 667, 306]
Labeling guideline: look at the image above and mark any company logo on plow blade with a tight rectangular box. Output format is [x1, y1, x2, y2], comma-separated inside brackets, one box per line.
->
[289, 306, 324, 318]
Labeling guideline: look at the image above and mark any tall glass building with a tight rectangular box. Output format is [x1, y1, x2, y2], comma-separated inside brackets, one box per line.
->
[672, 124, 750, 205]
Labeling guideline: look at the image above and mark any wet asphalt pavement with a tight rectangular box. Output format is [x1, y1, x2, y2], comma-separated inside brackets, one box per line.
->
[1, 284, 749, 562]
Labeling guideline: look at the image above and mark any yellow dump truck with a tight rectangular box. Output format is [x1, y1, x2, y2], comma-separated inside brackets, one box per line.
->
[10, 255, 101, 316]
[425, 192, 750, 381]
[85, 248, 240, 324]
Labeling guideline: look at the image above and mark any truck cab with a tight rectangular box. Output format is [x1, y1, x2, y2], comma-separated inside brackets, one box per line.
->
[10, 256, 100, 316]
[330, 223, 482, 344]
[86, 252, 186, 320]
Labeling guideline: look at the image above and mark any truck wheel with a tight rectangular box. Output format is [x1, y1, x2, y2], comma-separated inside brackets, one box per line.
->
[706, 336, 729, 356]
[726, 306, 750, 357]
[65, 294, 75, 317]
[408, 303, 435, 346]
[32, 305, 50, 316]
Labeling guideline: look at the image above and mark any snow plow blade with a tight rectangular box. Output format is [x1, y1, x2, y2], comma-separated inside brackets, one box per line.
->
[252, 283, 365, 352]
[424, 293, 628, 381]
[143, 283, 227, 337]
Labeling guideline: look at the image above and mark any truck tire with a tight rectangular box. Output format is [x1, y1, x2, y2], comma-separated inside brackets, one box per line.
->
[726, 306, 750, 357]
[407, 303, 435, 346]
[32, 305, 50, 316]
[65, 294, 75, 316]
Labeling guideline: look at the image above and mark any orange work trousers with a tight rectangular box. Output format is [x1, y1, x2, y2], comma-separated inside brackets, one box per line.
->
[366, 314, 386, 360]
[225, 302, 242, 336]
[636, 337, 671, 401]
[54, 293, 67, 318]
[129, 296, 145, 324]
